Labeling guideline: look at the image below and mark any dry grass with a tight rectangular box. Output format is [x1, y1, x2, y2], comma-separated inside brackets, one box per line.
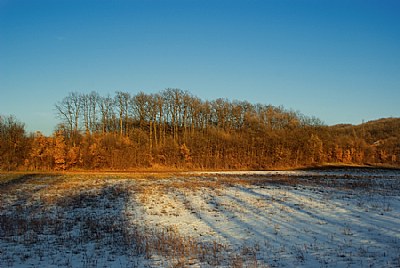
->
[0, 173, 268, 267]
[1, 170, 399, 267]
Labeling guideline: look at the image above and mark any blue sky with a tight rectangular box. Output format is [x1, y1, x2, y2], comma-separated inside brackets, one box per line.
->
[1, 0, 399, 135]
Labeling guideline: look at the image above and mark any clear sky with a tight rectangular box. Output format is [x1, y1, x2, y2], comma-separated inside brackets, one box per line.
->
[1, 0, 399, 135]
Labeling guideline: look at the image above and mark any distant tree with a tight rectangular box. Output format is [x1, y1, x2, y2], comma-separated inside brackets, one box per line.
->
[131, 92, 150, 132]
[67, 146, 80, 169]
[48, 90, 399, 170]
[98, 94, 115, 134]
[180, 143, 192, 164]
[55, 92, 80, 133]
[0, 115, 28, 171]
[29, 131, 53, 170]
[80, 91, 100, 134]
[88, 91, 100, 133]
[53, 130, 67, 171]
[162, 88, 185, 142]
[89, 140, 105, 169]
[55, 92, 82, 145]
[115, 91, 130, 136]
[308, 134, 323, 164]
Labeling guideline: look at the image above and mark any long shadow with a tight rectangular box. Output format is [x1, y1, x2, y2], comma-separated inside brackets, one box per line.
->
[220, 186, 313, 243]
[174, 185, 297, 248]
[5, 173, 393, 267]
[0, 173, 41, 187]
[243, 181, 400, 250]
[173, 187, 268, 246]
[0, 175, 142, 267]
[171, 184, 343, 266]
[169, 179, 400, 266]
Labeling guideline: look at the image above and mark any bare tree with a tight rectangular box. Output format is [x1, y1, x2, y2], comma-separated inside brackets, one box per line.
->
[80, 93, 90, 134]
[55, 92, 81, 143]
[131, 91, 149, 130]
[115, 91, 131, 136]
[98, 94, 115, 134]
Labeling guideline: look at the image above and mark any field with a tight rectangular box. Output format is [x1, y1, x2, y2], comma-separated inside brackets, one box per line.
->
[1, 169, 400, 267]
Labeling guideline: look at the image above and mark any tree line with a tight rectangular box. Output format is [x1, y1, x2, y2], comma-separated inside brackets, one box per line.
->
[1, 89, 399, 171]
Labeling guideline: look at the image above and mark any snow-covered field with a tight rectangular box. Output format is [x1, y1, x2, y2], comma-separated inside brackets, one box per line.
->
[1, 169, 399, 267]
